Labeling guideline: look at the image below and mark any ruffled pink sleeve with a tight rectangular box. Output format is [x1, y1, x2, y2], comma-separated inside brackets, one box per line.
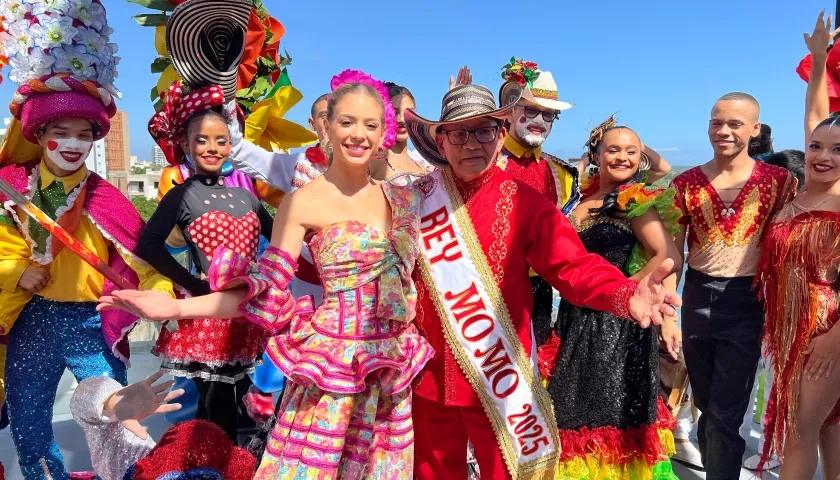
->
[208, 246, 313, 331]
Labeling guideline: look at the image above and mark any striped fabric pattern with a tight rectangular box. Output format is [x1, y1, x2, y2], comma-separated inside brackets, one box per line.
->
[165, 0, 253, 100]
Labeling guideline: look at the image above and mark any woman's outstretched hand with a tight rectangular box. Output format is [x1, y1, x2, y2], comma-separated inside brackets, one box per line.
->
[98, 289, 182, 322]
[628, 258, 681, 328]
[104, 371, 184, 440]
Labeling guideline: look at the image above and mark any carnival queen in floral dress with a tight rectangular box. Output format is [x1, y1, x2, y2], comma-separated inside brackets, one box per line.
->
[98, 70, 434, 479]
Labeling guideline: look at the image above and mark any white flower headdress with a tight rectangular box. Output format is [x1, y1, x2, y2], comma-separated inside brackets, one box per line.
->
[0, 0, 119, 97]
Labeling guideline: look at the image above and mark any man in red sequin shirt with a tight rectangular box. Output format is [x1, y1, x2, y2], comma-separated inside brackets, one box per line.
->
[671, 92, 794, 479]
[405, 84, 682, 480]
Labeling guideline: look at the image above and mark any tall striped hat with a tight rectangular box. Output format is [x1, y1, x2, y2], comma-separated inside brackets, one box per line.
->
[165, 0, 253, 100]
[404, 85, 519, 167]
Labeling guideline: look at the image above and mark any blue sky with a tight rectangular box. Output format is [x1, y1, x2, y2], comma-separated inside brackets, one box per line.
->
[0, 0, 835, 165]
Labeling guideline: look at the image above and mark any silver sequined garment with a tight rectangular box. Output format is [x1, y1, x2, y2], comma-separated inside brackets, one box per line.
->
[69, 377, 156, 480]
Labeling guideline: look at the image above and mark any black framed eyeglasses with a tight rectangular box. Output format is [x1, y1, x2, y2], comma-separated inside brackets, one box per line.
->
[441, 126, 499, 145]
[522, 106, 560, 123]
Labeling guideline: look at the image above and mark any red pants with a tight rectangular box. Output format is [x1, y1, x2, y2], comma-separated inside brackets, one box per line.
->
[414, 395, 511, 480]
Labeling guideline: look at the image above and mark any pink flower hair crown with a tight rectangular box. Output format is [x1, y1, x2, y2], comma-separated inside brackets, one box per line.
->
[329, 69, 397, 150]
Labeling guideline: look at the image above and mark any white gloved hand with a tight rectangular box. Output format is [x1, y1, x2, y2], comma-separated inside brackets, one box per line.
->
[224, 100, 244, 147]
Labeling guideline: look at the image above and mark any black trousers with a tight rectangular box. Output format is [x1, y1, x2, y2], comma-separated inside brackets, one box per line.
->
[193, 376, 257, 442]
[682, 268, 764, 480]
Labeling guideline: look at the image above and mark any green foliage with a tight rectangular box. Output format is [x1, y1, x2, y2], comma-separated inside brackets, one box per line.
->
[150, 57, 170, 74]
[263, 202, 277, 217]
[131, 197, 158, 222]
[131, 166, 148, 175]
[133, 13, 169, 26]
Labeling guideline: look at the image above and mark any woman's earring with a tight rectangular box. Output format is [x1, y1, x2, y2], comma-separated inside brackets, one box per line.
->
[321, 140, 333, 157]
[639, 152, 651, 171]
[375, 147, 387, 161]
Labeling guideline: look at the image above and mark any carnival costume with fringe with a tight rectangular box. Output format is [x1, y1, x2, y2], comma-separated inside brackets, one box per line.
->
[755, 205, 840, 466]
[139, 81, 274, 390]
[0, 1, 174, 477]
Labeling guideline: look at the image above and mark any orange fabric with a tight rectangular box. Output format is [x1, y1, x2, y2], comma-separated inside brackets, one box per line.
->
[237, 10, 286, 90]
[47, 186, 85, 260]
[157, 167, 185, 202]
[254, 179, 284, 208]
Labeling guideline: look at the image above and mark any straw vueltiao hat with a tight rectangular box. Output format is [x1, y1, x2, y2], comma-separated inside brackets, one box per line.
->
[405, 84, 519, 166]
[166, 0, 252, 101]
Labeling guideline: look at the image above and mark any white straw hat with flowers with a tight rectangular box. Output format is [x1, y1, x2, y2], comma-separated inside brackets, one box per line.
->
[498, 57, 573, 111]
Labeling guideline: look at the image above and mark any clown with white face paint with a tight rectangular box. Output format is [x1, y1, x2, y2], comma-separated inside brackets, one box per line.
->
[492, 59, 581, 358]
[0, 2, 175, 477]
[496, 59, 575, 212]
[512, 102, 555, 150]
[39, 124, 95, 174]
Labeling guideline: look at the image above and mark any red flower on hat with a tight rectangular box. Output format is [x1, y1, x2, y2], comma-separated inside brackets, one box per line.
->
[130, 420, 255, 480]
[501, 57, 540, 88]
[797, 43, 840, 112]
[238, 9, 286, 90]
[148, 81, 226, 165]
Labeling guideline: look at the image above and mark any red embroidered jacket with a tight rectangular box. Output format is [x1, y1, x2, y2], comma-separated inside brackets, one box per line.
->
[413, 167, 638, 406]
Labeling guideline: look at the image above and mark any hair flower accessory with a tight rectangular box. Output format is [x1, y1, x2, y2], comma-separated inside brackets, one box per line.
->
[501, 57, 540, 88]
[329, 69, 397, 150]
[585, 114, 618, 158]
[148, 80, 226, 165]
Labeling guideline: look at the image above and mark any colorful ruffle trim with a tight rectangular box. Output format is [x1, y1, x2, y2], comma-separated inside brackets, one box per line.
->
[264, 312, 435, 396]
[616, 184, 682, 276]
[554, 457, 679, 480]
[538, 331, 562, 383]
[558, 399, 677, 472]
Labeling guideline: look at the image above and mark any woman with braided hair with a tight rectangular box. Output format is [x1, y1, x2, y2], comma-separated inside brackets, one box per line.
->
[0, 2, 176, 477]
[539, 118, 683, 479]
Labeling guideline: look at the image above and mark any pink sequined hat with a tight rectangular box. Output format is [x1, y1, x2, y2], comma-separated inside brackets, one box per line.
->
[1, 0, 120, 143]
[15, 76, 117, 143]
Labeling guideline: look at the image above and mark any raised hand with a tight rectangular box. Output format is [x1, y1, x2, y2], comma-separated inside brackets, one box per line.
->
[223, 100, 244, 146]
[805, 10, 840, 56]
[628, 258, 681, 328]
[448, 66, 472, 90]
[104, 371, 184, 440]
[98, 289, 181, 322]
